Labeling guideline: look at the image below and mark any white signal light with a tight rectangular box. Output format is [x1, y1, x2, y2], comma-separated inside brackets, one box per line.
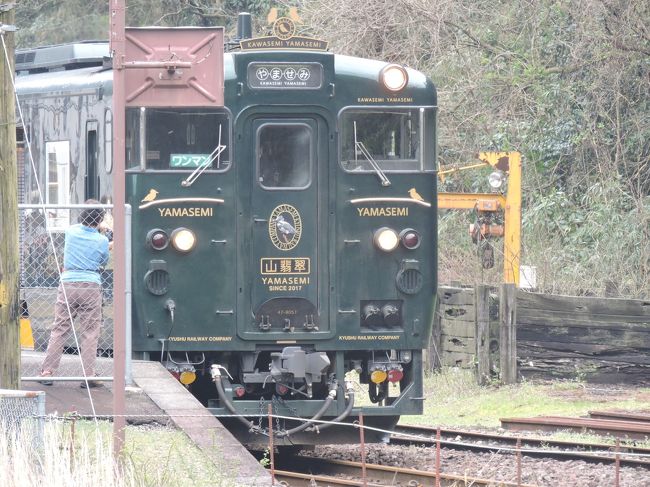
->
[374, 227, 400, 252]
[380, 64, 408, 92]
[171, 228, 196, 253]
[488, 170, 505, 190]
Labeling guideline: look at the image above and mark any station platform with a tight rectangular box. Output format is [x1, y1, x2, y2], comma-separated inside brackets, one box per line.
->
[20, 352, 270, 486]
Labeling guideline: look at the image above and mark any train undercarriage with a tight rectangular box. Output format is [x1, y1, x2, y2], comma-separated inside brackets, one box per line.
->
[159, 348, 425, 445]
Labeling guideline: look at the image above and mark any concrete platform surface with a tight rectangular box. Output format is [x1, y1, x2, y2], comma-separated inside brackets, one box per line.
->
[19, 352, 270, 486]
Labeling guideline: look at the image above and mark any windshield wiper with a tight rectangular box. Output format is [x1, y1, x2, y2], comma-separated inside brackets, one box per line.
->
[181, 124, 227, 187]
[354, 121, 391, 187]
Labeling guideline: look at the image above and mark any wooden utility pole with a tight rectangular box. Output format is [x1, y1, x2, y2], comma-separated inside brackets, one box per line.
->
[0, 4, 20, 389]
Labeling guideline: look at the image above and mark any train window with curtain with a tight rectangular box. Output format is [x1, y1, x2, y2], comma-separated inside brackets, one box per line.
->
[340, 108, 428, 172]
[126, 108, 230, 171]
[257, 123, 312, 189]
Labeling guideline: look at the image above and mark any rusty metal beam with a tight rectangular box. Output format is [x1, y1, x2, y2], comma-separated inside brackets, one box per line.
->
[437, 192, 505, 210]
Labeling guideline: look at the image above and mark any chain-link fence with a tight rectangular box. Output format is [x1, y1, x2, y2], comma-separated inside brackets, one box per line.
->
[19, 204, 115, 380]
[0, 389, 45, 445]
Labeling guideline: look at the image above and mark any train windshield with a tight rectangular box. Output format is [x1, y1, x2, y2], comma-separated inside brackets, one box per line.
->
[126, 108, 230, 171]
[257, 123, 312, 189]
[340, 108, 434, 173]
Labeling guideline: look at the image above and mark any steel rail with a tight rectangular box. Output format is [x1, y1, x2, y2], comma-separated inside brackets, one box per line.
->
[392, 424, 650, 469]
[274, 455, 535, 487]
[588, 410, 650, 423]
[500, 416, 650, 440]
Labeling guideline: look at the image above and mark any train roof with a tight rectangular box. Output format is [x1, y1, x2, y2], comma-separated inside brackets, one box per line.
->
[15, 66, 112, 97]
[15, 41, 109, 74]
[15, 41, 435, 103]
[334, 54, 432, 93]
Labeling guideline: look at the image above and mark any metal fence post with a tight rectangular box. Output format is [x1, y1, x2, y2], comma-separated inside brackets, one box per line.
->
[36, 390, 45, 444]
[125, 204, 133, 386]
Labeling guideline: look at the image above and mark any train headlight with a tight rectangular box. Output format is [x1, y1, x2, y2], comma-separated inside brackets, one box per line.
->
[171, 228, 196, 253]
[147, 229, 169, 251]
[374, 227, 400, 252]
[399, 228, 421, 250]
[380, 64, 409, 92]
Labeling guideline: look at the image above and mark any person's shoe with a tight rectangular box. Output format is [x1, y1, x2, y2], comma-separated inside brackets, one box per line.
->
[80, 380, 102, 389]
[39, 371, 53, 386]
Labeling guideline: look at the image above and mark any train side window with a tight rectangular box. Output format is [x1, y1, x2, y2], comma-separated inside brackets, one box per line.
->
[86, 121, 99, 200]
[44, 140, 71, 230]
[257, 124, 312, 189]
[340, 108, 431, 172]
[125, 108, 141, 169]
[104, 109, 113, 173]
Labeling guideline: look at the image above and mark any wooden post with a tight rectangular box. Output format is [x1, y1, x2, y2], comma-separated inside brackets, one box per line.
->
[0, 5, 20, 389]
[426, 291, 442, 372]
[475, 285, 490, 385]
[499, 284, 517, 384]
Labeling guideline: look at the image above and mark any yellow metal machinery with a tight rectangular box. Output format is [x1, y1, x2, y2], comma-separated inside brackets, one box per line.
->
[438, 152, 521, 286]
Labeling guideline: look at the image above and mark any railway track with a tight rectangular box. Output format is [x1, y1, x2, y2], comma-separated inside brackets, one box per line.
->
[391, 424, 650, 468]
[500, 414, 650, 440]
[587, 410, 650, 423]
[272, 455, 534, 486]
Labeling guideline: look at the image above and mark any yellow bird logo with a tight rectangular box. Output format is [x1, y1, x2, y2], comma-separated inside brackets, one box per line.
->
[141, 189, 159, 203]
[408, 188, 424, 201]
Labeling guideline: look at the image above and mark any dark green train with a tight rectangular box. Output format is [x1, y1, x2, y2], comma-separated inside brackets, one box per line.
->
[16, 14, 437, 444]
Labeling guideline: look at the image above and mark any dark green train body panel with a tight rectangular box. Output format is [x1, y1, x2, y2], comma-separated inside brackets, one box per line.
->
[129, 49, 437, 355]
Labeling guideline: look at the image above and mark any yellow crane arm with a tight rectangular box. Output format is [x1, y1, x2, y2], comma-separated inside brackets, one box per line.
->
[437, 152, 521, 286]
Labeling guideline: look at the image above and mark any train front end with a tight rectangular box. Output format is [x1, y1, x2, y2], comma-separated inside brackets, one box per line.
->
[128, 20, 437, 445]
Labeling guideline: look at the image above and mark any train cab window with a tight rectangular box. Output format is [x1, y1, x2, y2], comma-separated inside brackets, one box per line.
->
[340, 108, 432, 172]
[125, 107, 230, 171]
[257, 123, 312, 189]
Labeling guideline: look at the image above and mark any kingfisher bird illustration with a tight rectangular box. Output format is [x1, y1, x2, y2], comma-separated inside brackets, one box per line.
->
[141, 189, 159, 202]
[275, 215, 296, 243]
[408, 188, 424, 201]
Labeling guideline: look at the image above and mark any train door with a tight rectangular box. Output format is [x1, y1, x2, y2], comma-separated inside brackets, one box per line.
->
[238, 114, 330, 339]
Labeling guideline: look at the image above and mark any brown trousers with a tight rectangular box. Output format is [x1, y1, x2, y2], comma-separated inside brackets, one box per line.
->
[41, 282, 103, 377]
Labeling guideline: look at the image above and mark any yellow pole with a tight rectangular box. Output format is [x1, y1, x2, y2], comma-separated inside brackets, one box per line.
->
[476, 152, 521, 286]
[503, 153, 521, 286]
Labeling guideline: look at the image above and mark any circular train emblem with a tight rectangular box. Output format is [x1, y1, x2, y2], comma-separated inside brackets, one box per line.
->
[269, 204, 302, 251]
[273, 17, 296, 40]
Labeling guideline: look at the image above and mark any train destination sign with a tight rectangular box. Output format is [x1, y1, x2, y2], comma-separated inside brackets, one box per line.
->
[170, 154, 212, 168]
[248, 62, 323, 90]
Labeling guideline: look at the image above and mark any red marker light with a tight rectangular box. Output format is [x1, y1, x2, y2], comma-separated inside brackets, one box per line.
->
[147, 229, 169, 250]
[400, 228, 421, 250]
[387, 368, 403, 383]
